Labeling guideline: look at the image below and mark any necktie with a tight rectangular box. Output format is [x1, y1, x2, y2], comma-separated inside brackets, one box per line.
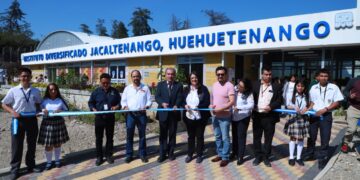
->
[168, 82, 172, 96]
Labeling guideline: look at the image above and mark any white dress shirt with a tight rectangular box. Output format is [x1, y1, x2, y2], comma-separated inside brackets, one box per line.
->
[1, 84, 42, 113]
[286, 93, 307, 110]
[257, 83, 273, 112]
[41, 98, 68, 111]
[233, 93, 254, 121]
[309, 83, 344, 111]
[121, 83, 152, 110]
[185, 87, 201, 120]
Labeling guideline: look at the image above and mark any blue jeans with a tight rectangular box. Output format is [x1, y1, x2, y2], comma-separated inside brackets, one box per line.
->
[212, 117, 231, 160]
[126, 113, 147, 158]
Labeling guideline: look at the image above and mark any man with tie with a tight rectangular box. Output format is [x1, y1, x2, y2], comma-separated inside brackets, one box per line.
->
[155, 68, 183, 162]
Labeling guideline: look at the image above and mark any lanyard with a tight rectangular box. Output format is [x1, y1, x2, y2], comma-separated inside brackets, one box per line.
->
[21, 88, 31, 103]
[319, 84, 327, 102]
[260, 84, 269, 97]
[296, 97, 303, 108]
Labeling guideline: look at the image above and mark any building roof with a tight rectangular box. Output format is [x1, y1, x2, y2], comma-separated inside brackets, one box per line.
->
[36, 30, 115, 51]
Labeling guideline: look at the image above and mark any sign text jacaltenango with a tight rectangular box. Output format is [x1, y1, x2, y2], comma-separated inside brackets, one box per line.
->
[22, 21, 330, 63]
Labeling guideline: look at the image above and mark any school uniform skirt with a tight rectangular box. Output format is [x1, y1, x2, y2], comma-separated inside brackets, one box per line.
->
[284, 115, 310, 139]
[38, 116, 69, 146]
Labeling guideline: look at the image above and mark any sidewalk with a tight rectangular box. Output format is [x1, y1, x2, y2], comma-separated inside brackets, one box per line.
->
[0, 118, 347, 180]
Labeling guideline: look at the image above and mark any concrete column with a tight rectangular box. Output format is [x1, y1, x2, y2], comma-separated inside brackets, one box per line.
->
[259, 52, 263, 80]
[221, 52, 225, 66]
[321, 48, 325, 68]
[90, 60, 93, 84]
[159, 56, 162, 81]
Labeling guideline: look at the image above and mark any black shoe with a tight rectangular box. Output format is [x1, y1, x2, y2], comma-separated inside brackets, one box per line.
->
[252, 158, 261, 166]
[288, 159, 295, 166]
[196, 157, 203, 163]
[95, 158, 103, 166]
[27, 167, 42, 173]
[229, 153, 237, 160]
[263, 158, 272, 167]
[140, 156, 148, 163]
[157, 156, 166, 163]
[44, 163, 53, 171]
[125, 157, 132, 163]
[55, 161, 61, 168]
[185, 156, 192, 163]
[169, 155, 176, 161]
[9, 173, 18, 180]
[237, 158, 244, 166]
[304, 153, 315, 161]
[106, 156, 114, 164]
[296, 159, 304, 166]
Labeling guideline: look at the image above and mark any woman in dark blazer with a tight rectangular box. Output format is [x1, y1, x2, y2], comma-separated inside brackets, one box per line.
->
[183, 71, 211, 163]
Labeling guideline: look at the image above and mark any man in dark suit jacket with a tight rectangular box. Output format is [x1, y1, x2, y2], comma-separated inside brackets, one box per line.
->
[252, 66, 282, 167]
[155, 68, 183, 162]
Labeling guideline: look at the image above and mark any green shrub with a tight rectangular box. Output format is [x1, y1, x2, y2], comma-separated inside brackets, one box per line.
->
[334, 107, 346, 116]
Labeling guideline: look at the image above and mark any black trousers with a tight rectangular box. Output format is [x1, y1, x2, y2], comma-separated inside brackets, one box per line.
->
[10, 117, 38, 174]
[232, 117, 250, 160]
[252, 113, 276, 159]
[159, 113, 178, 157]
[307, 112, 332, 160]
[95, 116, 115, 158]
[184, 118, 207, 157]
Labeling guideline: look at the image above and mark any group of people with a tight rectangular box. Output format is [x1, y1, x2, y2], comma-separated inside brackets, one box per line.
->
[2, 65, 359, 180]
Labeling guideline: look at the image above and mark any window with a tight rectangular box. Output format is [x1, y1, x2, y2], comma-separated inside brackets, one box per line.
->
[109, 60, 126, 83]
[177, 55, 204, 84]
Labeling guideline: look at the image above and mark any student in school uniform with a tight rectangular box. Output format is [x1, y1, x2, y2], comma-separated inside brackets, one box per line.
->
[307, 68, 344, 169]
[1, 67, 42, 180]
[284, 80, 310, 166]
[38, 83, 70, 170]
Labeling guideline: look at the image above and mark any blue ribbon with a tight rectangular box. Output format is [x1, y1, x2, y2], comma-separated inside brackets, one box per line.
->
[45, 108, 214, 117]
[273, 109, 324, 120]
[358, 118, 360, 126]
[273, 109, 317, 116]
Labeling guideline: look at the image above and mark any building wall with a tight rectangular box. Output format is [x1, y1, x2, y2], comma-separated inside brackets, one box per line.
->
[204, 53, 221, 89]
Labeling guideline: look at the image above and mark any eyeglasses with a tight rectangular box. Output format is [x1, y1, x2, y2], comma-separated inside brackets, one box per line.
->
[216, 73, 225, 77]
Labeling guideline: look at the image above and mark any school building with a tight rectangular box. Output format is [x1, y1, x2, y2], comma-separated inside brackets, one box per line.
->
[21, 0, 360, 88]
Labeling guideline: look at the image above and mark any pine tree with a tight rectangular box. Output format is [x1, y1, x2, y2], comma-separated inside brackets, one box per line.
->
[129, 7, 154, 36]
[80, 24, 93, 34]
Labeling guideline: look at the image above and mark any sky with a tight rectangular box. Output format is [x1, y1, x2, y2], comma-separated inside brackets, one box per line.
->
[0, 0, 357, 40]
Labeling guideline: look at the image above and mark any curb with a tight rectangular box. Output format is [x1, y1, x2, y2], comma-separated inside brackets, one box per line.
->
[314, 128, 346, 180]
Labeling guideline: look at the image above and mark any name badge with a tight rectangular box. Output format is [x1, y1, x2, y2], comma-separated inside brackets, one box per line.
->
[104, 104, 109, 110]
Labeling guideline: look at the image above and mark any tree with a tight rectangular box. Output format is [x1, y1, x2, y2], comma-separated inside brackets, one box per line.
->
[169, 15, 182, 31]
[0, 0, 37, 82]
[203, 10, 233, 26]
[80, 23, 92, 34]
[95, 19, 108, 36]
[129, 7, 154, 36]
[0, 0, 33, 37]
[182, 17, 191, 30]
[111, 20, 128, 38]
[169, 15, 191, 31]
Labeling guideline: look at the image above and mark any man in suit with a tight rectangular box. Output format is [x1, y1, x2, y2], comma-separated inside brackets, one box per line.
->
[252, 66, 282, 167]
[155, 68, 183, 162]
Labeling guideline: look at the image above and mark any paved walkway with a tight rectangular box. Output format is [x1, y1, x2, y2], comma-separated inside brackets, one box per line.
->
[0, 118, 346, 180]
